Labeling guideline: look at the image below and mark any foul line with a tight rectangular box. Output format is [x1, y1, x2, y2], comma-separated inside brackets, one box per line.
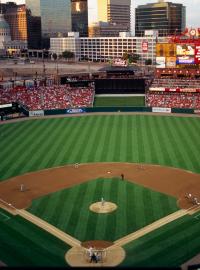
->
[16, 209, 81, 247]
[112, 206, 198, 248]
[0, 212, 10, 221]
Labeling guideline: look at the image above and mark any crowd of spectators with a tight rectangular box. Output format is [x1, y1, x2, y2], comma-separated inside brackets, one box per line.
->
[146, 92, 200, 109]
[0, 85, 95, 110]
[150, 78, 200, 89]
[147, 77, 200, 109]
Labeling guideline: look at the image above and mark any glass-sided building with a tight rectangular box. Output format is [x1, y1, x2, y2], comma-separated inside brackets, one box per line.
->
[135, 1, 186, 37]
[71, 0, 88, 37]
[26, 0, 72, 48]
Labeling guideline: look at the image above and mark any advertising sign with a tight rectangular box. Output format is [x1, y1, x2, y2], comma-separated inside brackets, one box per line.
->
[166, 57, 176, 68]
[152, 107, 171, 113]
[0, 103, 12, 109]
[66, 108, 85, 114]
[195, 44, 200, 64]
[176, 44, 195, 56]
[156, 43, 176, 57]
[112, 58, 127, 67]
[156, 57, 166, 68]
[149, 87, 165, 92]
[176, 56, 195, 64]
[29, 110, 44, 117]
[142, 41, 148, 53]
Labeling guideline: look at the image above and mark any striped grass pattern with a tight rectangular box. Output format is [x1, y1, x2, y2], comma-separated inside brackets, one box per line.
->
[1, 114, 200, 267]
[0, 115, 200, 183]
[0, 209, 70, 267]
[27, 178, 179, 242]
[121, 214, 200, 267]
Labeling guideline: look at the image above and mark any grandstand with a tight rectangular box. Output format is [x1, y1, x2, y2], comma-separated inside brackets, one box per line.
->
[0, 85, 95, 111]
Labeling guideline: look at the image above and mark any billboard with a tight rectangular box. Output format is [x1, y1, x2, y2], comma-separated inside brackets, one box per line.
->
[156, 43, 176, 57]
[142, 41, 148, 53]
[176, 44, 195, 56]
[166, 57, 176, 68]
[156, 57, 166, 68]
[112, 58, 128, 67]
[195, 44, 200, 64]
[176, 56, 195, 64]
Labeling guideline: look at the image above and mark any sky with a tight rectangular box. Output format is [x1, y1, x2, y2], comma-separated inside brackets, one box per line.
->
[1, 0, 199, 28]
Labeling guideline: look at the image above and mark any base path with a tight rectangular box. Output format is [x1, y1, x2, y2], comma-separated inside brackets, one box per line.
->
[0, 162, 200, 209]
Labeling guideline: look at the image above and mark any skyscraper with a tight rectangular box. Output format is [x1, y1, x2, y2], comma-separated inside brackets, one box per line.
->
[135, 0, 186, 37]
[26, 0, 72, 48]
[3, 3, 28, 41]
[71, 0, 88, 37]
[88, 0, 131, 37]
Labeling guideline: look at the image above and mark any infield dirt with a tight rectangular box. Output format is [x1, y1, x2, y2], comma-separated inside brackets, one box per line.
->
[0, 162, 200, 210]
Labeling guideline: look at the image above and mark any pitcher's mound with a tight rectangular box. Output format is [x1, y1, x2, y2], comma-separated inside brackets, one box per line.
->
[89, 201, 117, 213]
[65, 240, 125, 267]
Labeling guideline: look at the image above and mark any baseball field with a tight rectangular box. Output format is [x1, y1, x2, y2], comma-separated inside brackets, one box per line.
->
[0, 113, 200, 267]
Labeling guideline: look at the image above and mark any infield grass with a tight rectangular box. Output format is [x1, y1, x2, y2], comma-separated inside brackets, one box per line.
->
[27, 178, 179, 242]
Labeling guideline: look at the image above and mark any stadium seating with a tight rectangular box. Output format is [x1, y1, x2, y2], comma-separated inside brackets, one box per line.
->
[0, 85, 95, 110]
[146, 92, 200, 109]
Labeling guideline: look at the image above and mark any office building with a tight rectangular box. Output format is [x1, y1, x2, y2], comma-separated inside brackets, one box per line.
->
[135, 0, 186, 37]
[88, 0, 131, 37]
[0, 12, 11, 51]
[71, 0, 88, 37]
[26, 0, 72, 48]
[50, 34, 166, 63]
[4, 3, 28, 41]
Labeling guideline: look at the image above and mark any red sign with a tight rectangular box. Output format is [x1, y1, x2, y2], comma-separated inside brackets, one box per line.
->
[195, 44, 200, 64]
[142, 41, 148, 53]
[112, 58, 127, 67]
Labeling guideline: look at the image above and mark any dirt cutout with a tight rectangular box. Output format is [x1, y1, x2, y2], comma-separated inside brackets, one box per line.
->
[1, 162, 200, 210]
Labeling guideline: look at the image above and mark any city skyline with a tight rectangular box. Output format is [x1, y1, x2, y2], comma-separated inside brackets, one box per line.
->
[0, 0, 199, 28]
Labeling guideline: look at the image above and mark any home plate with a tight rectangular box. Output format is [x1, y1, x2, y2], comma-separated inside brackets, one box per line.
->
[107, 171, 111, 174]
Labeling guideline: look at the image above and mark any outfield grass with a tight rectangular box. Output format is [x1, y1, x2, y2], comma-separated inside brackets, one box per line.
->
[0, 209, 70, 267]
[94, 96, 145, 107]
[121, 214, 200, 267]
[0, 115, 200, 183]
[27, 178, 179, 242]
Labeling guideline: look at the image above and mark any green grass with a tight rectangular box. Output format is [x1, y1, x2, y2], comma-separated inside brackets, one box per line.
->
[120, 214, 200, 267]
[1, 114, 200, 267]
[27, 178, 179, 242]
[0, 209, 70, 267]
[0, 115, 200, 183]
[93, 96, 145, 107]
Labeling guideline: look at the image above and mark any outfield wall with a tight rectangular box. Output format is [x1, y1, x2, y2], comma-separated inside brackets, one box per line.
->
[19, 106, 195, 118]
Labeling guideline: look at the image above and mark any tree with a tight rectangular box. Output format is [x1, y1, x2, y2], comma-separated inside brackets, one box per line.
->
[145, 59, 152, 65]
[62, 50, 75, 61]
[52, 53, 57, 61]
[122, 52, 140, 64]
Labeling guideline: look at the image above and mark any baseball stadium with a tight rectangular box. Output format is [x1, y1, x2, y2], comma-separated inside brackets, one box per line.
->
[0, 32, 200, 270]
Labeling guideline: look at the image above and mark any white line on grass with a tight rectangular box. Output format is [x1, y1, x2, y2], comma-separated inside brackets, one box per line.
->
[0, 212, 10, 222]
[194, 213, 200, 220]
